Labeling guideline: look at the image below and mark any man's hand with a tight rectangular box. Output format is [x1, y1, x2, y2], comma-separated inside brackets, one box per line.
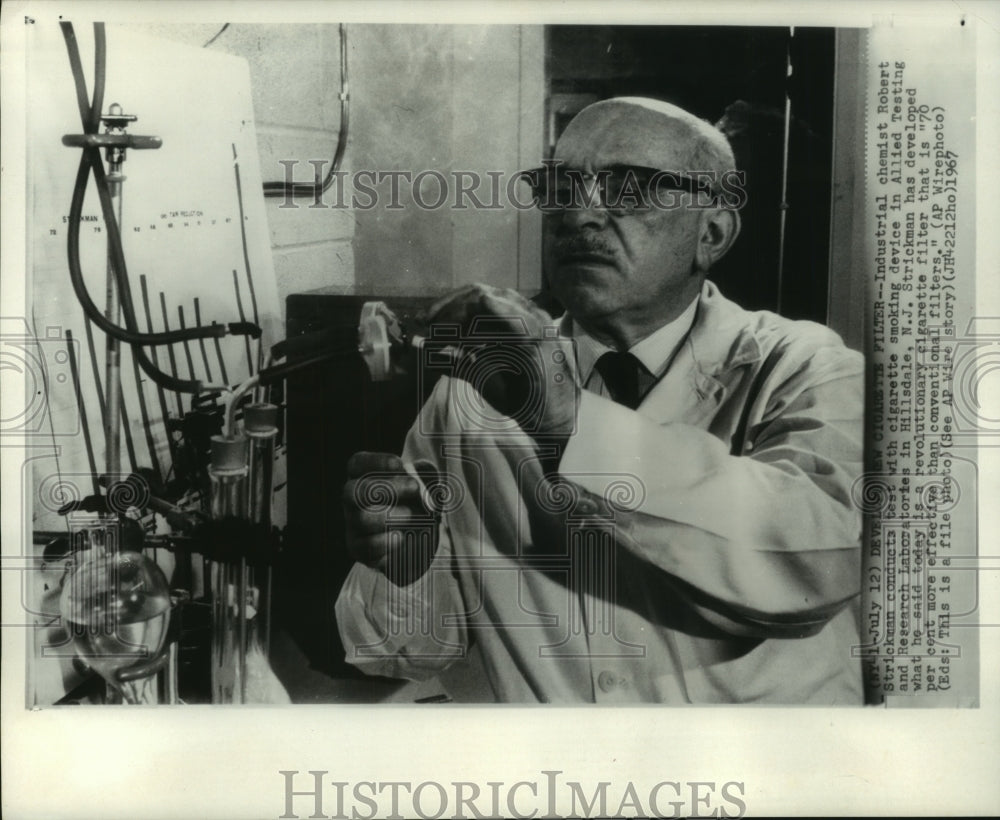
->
[424, 284, 579, 442]
[342, 452, 439, 586]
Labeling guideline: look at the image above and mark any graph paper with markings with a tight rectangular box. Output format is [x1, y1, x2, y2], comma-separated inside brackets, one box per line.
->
[25, 24, 282, 535]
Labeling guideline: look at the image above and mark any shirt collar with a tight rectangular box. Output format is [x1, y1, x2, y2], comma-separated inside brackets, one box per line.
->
[568, 296, 700, 384]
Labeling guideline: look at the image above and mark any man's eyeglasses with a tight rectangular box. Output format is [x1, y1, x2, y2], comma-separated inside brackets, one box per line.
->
[519, 163, 719, 216]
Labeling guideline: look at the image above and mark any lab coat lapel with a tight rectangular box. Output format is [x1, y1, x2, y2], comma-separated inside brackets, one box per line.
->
[636, 338, 714, 425]
[636, 282, 762, 426]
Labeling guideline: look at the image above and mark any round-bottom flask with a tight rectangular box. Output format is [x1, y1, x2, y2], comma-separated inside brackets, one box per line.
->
[60, 549, 171, 704]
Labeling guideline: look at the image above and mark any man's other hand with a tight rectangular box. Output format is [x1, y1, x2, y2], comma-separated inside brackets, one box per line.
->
[342, 452, 439, 586]
[424, 284, 579, 441]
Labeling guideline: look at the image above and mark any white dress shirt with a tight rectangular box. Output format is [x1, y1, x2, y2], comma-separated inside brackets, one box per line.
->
[572, 296, 699, 402]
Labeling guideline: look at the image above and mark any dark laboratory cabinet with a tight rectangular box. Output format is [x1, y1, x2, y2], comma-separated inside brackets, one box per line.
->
[279, 291, 436, 676]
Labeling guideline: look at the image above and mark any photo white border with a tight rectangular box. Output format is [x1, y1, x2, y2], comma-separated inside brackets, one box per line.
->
[2, 1, 998, 817]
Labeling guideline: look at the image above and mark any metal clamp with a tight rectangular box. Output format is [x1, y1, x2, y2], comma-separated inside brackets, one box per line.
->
[62, 102, 162, 173]
[61, 133, 163, 150]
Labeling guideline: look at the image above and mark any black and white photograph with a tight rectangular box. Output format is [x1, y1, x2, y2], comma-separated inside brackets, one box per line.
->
[2, 1, 998, 817]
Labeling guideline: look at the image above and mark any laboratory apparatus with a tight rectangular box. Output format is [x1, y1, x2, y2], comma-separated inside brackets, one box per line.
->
[206, 433, 248, 704]
[59, 541, 171, 704]
[29, 20, 280, 705]
[29, 19, 376, 705]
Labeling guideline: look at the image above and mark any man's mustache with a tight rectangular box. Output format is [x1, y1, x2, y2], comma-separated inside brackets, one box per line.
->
[551, 235, 617, 260]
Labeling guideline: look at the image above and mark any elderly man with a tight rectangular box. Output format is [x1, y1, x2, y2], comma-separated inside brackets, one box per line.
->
[335, 97, 864, 703]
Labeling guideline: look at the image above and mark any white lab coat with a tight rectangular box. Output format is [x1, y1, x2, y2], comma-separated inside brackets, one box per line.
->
[336, 281, 865, 703]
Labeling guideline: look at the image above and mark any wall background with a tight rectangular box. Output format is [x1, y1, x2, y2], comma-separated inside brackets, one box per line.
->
[123, 23, 544, 313]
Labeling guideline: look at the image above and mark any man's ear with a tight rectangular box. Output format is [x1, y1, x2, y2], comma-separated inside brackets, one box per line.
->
[694, 208, 741, 273]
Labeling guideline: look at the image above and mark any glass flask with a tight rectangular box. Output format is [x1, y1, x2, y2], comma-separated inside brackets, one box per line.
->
[59, 547, 171, 704]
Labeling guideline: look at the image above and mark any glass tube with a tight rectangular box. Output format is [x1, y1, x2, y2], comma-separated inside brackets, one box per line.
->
[244, 403, 278, 664]
[66, 512, 119, 558]
[63, 513, 120, 703]
[208, 434, 248, 704]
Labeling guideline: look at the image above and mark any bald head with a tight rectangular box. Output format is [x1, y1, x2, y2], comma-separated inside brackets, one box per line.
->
[556, 97, 737, 187]
[543, 97, 743, 349]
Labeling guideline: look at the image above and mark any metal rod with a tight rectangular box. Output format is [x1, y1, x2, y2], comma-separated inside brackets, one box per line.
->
[193, 299, 214, 383]
[104, 160, 124, 480]
[177, 305, 198, 384]
[159, 293, 185, 417]
[776, 27, 795, 316]
[117, 378, 138, 474]
[231, 143, 263, 373]
[166, 641, 179, 704]
[83, 318, 107, 429]
[139, 274, 177, 466]
[127, 334, 163, 483]
[210, 321, 230, 386]
[231, 269, 254, 377]
[238, 557, 248, 703]
[65, 330, 101, 495]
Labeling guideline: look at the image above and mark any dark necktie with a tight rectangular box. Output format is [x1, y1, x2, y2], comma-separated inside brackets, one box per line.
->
[594, 351, 644, 409]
